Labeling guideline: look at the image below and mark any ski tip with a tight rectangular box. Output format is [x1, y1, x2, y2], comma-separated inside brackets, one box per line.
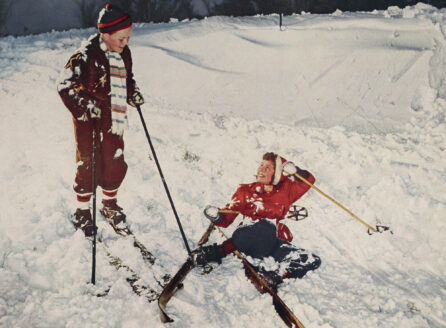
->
[158, 303, 174, 323]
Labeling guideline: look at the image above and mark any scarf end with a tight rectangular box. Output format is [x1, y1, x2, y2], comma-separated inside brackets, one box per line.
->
[110, 119, 128, 136]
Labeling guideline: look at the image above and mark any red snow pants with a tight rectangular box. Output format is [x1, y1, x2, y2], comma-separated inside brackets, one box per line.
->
[72, 117, 127, 195]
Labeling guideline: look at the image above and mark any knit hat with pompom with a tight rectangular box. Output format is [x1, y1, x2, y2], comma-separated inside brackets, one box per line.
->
[97, 3, 132, 34]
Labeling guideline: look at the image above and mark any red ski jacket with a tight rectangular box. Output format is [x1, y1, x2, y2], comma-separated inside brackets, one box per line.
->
[217, 160, 315, 242]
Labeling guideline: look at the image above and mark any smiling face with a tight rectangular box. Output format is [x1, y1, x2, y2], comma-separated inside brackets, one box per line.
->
[256, 159, 275, 185]
[101, 26, 132, 53]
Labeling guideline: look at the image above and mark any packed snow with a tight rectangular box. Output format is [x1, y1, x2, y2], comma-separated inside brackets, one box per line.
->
[1, 4, 445, 328]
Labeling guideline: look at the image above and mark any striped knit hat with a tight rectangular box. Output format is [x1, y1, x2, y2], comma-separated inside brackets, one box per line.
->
[97, 4, 132, 34]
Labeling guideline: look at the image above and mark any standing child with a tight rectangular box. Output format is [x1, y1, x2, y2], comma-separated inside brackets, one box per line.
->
[58, 4, 144, 237]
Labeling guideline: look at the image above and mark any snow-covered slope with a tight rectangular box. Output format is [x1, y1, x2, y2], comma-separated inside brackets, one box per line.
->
[1, 4, 445, 328]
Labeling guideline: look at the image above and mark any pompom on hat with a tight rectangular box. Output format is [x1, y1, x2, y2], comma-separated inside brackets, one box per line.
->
[97, 3, 132, 34]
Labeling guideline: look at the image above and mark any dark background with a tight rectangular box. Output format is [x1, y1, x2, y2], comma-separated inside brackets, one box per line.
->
[107, 0, 445, 23]
[1, 0, 445, 36]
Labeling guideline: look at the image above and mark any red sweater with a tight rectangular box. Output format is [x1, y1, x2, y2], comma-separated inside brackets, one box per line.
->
[217, 165, 315, 241]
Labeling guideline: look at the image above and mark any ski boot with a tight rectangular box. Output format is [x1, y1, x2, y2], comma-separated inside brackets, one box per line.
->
[192, 243, 225, 266]
[284, 253, 322, 279]
[257, 268, 283, 292]
[72, 208, 94, 237]
[100, 199, 131, 236]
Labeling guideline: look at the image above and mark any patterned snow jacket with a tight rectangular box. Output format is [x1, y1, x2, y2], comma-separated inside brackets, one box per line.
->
[58, 34, 137, 123]
[217, 161, 315, 242]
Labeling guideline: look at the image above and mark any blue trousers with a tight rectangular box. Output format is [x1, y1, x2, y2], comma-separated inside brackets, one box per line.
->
[232, 220, 321, 278]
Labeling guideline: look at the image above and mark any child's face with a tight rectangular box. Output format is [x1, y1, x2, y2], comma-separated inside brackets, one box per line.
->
[102, 26, 132, 53]
[256, 160, 274, 185]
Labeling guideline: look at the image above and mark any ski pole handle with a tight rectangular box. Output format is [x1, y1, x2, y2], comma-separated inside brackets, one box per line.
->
[294, 172, 378, 233]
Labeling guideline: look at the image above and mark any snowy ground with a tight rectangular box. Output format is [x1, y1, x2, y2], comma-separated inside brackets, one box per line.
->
[1, 4, 445, 328]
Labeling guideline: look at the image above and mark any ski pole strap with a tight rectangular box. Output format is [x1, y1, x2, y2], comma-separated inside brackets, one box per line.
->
[294, 172, 379, 233]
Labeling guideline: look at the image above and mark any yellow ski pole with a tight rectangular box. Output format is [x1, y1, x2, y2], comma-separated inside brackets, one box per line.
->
[218, 209, 241, 214]
[293, 172, 378, 233]
[219, 207, 308, 222]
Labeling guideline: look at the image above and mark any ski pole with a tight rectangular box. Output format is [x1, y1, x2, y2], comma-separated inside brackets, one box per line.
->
[218, 207, 308, 221]
[136, 105, 192, 255]
[293, 172, 379, 233]
[218, 209, 240, 214]
[91, 120, 97, 284]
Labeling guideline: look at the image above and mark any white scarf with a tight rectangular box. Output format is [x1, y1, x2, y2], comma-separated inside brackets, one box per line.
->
[106, 51, 128, 135]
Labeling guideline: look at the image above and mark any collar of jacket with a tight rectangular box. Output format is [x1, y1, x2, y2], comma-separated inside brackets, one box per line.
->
[99, 35, 108, 52]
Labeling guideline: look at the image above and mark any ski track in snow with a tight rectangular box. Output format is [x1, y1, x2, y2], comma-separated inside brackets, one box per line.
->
[1, 4, 446, 328]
